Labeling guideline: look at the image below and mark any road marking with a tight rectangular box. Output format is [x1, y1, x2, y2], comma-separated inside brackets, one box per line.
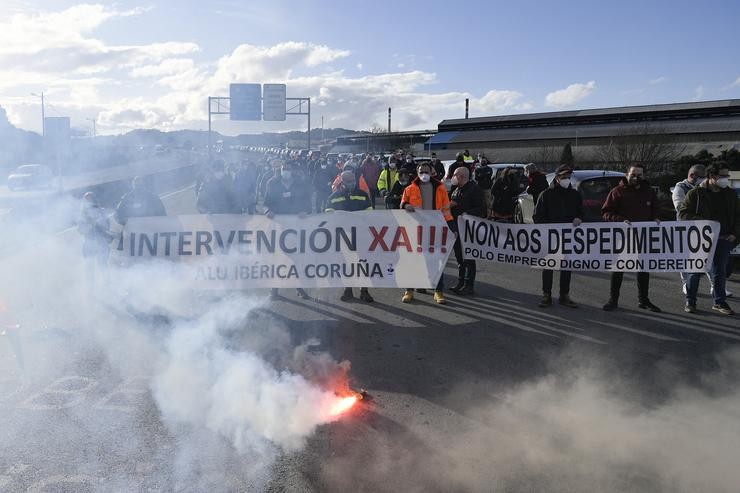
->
[93, 376, 149, 412]
[587, 319, 687, 342]
[19, 375, 97, 410]
[160, 183, 195, 199]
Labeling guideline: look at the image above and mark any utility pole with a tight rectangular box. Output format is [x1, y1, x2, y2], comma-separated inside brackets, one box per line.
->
[321, 115, 324, 143]
[465, 98, 469, 119]
[387, 107, 391, 133]
[31, 92, 45, 136]
[307, 97, 311, 150]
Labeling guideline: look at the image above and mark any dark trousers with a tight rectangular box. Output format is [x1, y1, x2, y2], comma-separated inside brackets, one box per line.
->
[609, 272, 650, 302]
[542, 270, 571, 296]
[686, 238, 733, 305]
[453, 237, 476, 283]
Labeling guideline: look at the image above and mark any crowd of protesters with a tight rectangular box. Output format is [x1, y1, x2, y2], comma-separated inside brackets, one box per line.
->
[78, 148, 739, 316]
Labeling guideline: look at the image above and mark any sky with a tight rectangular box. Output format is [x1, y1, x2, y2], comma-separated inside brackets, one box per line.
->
[0, 0, 739, 135]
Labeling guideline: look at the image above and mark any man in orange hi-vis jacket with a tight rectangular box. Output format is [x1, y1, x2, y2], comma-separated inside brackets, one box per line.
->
[400, 161, 453, 305]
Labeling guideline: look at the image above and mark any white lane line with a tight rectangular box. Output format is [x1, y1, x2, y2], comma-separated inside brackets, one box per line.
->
[587, 319, 688, 342]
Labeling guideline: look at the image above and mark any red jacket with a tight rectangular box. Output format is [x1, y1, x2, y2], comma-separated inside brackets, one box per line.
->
[601, 177, 658, 222]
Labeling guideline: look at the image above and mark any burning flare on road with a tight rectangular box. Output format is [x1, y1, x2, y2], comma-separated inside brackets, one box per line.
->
[329, 394, 358, 417]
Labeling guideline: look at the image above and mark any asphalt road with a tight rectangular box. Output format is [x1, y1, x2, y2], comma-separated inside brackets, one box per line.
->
[1, 184, 739, 492]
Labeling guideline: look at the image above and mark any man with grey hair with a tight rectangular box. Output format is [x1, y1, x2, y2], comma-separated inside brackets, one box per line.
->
[449, 166, 486, 295]
[672, 164, 732, 297]
[325, 169, 374, 302]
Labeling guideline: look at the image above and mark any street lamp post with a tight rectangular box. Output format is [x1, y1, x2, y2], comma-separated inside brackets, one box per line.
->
[86, 117, 96, 137]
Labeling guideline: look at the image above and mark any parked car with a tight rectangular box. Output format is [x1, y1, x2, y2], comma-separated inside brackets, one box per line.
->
[514, 170, 625, 224]
[6, 164, 54, 191]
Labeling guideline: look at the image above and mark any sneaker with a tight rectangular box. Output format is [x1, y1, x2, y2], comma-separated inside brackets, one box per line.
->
[602, 299, 618, 311]
[710, 287, 734, 298]
[417, 289, 428, 294]
[712, 303, 735, 315]
[638, 300, 662, 313]
[449, 281, 465, 294]
[684, 303, 697, 314]
[457, 284, 475, 296]
[433, 291, 446, 304]
[340, 288, 354, 302]
[559, 295, 578, 308]
[401, 290, 414, 303]
[538, 294, 552, 308]
[359, 289, 374, 303]
[682, 283, 687, 295]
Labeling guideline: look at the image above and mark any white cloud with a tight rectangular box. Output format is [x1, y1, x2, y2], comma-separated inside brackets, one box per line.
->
[0, 5, 533, 134]
[723, 77, 740, 90]
[649, 76, 666, 85]
[545, 81, 596, 108]
[693, 85, 705, 101]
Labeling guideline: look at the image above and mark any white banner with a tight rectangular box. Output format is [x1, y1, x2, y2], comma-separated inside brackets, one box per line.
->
[459, 216, 720, 272]
[121, 211, 455, 289]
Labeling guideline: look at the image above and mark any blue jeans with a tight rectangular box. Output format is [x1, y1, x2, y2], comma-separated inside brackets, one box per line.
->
[686, 239, 733, 305]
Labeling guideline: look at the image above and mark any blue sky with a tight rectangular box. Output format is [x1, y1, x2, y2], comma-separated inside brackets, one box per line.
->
[1, 0, 739, 134]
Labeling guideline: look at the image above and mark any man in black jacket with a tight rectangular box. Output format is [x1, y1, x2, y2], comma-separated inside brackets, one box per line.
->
[533, 165, 583, 308]
[325, 170, 374, 303]
[449, 167, 486, 295]
[385, 168, 411, 210]
[115, 175, 166, 225]
[197, 160, 236, 214]
[473, 157, 493, 214]
[264, 161, 312, 300]
[679, 163, 740, 315]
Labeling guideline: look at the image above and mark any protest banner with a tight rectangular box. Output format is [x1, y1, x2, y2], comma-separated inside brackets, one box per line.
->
[121, 210, 455, 288]
[459, 216, 720, 272]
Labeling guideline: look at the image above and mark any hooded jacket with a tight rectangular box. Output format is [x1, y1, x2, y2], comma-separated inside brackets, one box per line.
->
[601, 177, 658, 223]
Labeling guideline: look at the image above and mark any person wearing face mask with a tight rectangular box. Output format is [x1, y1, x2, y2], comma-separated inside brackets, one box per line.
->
[233, 159, 259, 214]
[601, 164, 662, 312]
[385, 168, 412, 210]
[332, 163, 370, 194]
[680, 163, 740, 315]
[671, 164, 730, 297]
[532, 165, 583, 308]
[325, 170, 375, 302]
[264, 161, 312, 300]
[400, 162, 454, 304]
[430, 152, 445, 179]
[197, 160, 237, 214]
[312, 158, 337, 213]
[449, 167, 486, 295]
[377, 156, 400, 200]
[489, 167, 520, 222]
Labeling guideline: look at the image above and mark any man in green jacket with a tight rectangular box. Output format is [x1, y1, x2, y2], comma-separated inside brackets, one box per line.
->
[679, 163, 740, 315]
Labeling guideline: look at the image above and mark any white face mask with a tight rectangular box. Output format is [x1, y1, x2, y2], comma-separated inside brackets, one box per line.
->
[320, 164, 327, 169]
[716, 177, 730, 188]
[281, 170, 292, 180]
[694, 177, 706, 186]
[451, 176, 459, 186]
[558, 178, 571, 188]
[419, 173, 431, 183]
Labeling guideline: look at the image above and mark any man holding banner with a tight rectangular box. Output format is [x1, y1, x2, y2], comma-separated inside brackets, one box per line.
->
[449, 166, 486, 295]
[401, 161, 453, 305]
[680, 163, 739, 315]
[601, 165, 662, 312]
[533, 165, 583, 308]
[325, 170, 375, 303]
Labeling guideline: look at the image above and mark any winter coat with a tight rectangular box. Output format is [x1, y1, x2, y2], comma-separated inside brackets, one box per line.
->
[527, 171, 549, 205]
[325, 187, 373, 212]
[533, 181, 584, 224]
[490, 175, 519, 217]
[679, 182, 740, 238]
[263, 177, 312, 215]
[377, 166, 399, 193]
[385, 180, 410, 210]
[197, 176, 237, 214]
[601, 178, 658, 223]
[401, 177, 453, 221]
[473, 164, 493, 189]
[450, 181, 486, 219]
[115, 189, 166, 224]
[360, 159, 382, 192]
[312, 165, 338, 196]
